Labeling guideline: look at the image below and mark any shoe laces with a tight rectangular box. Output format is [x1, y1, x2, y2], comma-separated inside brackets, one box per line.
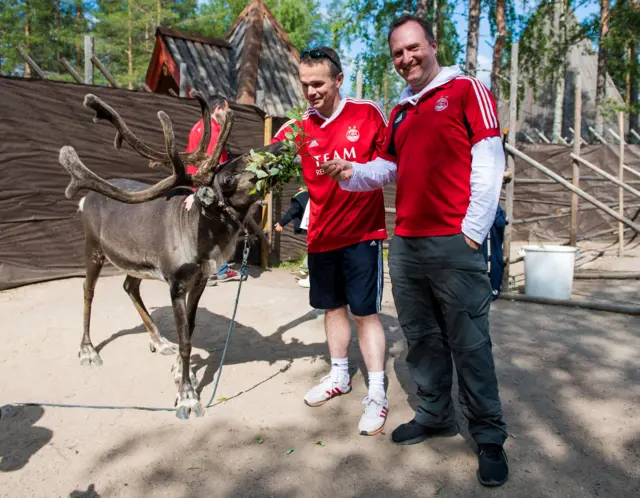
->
[362, 395, 386, 416]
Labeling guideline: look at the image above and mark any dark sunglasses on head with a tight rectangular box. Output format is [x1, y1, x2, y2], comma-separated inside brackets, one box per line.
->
[300, 49, 343, 73]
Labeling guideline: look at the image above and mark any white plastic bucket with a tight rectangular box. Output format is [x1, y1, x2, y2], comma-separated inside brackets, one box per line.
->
[520, 245, 579, 300]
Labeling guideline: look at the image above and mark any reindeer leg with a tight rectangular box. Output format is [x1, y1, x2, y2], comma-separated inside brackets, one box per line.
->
[170, 280, 203, 420]
[123, 276, 177, 355]
[171, 276, 207, 389]
[79, 236, 105, 367]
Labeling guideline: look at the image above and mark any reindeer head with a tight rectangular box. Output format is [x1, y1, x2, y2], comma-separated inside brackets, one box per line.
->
[58, 91, 286, 239]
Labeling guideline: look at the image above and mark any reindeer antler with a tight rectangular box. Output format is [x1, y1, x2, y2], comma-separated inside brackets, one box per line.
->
[60, 108, 193, 203]
[192, 108, 234, 187]
[85, 91, 215, 170]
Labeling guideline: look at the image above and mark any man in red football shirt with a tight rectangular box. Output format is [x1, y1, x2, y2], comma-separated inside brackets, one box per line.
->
[272, 47, 389, 436]
[185, 95, 238, 284]
[323, 16, 509, 487]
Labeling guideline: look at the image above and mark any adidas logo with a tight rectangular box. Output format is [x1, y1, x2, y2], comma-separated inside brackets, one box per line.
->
[309, 139, 319, 147]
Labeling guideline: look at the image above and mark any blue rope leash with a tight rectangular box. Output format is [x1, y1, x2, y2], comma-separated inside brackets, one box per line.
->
[205, 235, 250, 408]
[7, 237, 251, 414]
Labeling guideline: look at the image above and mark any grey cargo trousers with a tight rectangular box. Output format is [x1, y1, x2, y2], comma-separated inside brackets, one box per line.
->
[388, 233, 508, 445]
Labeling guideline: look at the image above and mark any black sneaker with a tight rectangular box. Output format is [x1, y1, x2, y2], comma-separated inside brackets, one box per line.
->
[391, 419, 459, 445]
[477, 444, 509, 487]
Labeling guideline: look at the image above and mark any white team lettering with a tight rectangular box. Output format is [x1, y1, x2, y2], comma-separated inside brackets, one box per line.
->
[313, 148, 358, 175]
[343, 147, 356, 160]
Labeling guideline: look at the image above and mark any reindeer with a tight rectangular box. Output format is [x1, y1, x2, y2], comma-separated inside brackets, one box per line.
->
[58, 91, 285, 419]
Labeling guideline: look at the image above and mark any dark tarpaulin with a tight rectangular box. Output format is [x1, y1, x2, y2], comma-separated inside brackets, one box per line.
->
[0, 76, 267, 290]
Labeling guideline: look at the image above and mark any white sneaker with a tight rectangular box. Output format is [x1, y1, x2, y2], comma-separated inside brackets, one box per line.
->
[298, 277, 310, 288]
[358, 392, 389, 436]
[304, 374, 351, 407]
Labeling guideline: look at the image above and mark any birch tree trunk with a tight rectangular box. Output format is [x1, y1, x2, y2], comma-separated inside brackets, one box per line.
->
[127, 0, 134, 90]
[595, 0, 610, 136]
[24, 1, 31, 78]
[465, 0, 481, 77]
[491, 0, 507, 98]
[552, 0, 567, 142]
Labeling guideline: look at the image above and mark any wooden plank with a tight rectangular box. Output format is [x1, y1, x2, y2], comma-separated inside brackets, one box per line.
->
[502, 42, 518, 293]
[59, 58, 84, 84]
[570, 154, 640, 199]
[179, 62, 187, 97]
[570, 71, 581, 246]
[504, 143, 640, 233]
[15, 47, 47, 80]
[91, 55, 119, 88]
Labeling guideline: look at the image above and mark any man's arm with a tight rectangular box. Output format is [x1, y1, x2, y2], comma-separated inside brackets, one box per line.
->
[461, 136, 505, 246]
[325, 157, 397, 192]
[459, 78, 505, 246]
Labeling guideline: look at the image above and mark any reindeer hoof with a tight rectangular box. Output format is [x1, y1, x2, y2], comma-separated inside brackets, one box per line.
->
[149, 337, 177, 355]
[78, 345, 103, 367]
[174, 389, 203, 420]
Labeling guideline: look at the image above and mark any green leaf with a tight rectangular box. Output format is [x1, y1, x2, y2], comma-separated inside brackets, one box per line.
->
[315, 441, 325, 447]
[285, 448, 295, 455]
[217, 397, 228, 402]
[269, 167, 281, 176]
[256, 169, 269, 179]
[284, 131, 294, 140]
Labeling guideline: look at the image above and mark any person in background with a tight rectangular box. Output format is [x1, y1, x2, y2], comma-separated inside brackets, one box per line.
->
[481, 204, 507, 300]
[274, 186, 310, 286]
[184, 95, 239, 285]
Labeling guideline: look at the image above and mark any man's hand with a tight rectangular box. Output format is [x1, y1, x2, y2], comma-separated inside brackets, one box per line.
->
[321, 159, 353, 182]
[464, 234, 479, 250]
[274, 222, 284, 232]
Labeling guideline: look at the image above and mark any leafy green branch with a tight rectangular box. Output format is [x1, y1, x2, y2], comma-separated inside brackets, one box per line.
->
[246, 104, 311, 197]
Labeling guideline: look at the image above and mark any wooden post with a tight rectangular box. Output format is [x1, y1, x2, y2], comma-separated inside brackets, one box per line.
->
[619, 111, 625, 256]
[589, 125, 607, 144]
[59, 57, 84, 83]
[261, 117, 273, 269]
[570, 154, 640, 199]
[179, 63, 187, 97]
[91, 55, 119, 88]
[608, 128, 621, 144]
[84, 35, 94, 85]
[631, 129, 640, 144]
[502, 41, 518, 294]
[570, 71, 581, 246]
[15, 47, 47, 79]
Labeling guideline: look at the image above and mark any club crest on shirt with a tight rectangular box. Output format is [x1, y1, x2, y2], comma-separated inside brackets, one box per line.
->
[346, 125, 360, 142]
[435, 97, 448, 112]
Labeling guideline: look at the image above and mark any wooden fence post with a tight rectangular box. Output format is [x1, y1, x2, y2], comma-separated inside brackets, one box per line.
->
[84, 35, 94, 85]
[261, 117, 273, 269]
[502, 41, 518, 293]
[619, 111, 625, 256]
[570, 71, 581, 246]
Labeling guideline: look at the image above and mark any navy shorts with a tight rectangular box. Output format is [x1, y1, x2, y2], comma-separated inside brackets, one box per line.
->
[308, 240, 384, 316]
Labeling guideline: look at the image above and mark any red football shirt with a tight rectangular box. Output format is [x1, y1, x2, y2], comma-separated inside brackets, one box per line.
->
[380, 76, 501, 237]
[185, 118, 229, 176]
[273, 97, 388, 253]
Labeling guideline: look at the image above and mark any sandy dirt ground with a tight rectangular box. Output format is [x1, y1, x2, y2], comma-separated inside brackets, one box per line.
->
[1, 259, 639, 498]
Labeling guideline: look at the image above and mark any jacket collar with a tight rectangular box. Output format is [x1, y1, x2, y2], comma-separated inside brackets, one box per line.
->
[398, 66, 463, 106]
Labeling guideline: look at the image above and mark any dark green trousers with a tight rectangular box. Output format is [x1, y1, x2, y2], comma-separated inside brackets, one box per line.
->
[388, 233, 508, 446]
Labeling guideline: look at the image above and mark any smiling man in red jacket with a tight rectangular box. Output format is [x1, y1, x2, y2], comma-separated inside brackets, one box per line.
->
[323, 15, 509, 487]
